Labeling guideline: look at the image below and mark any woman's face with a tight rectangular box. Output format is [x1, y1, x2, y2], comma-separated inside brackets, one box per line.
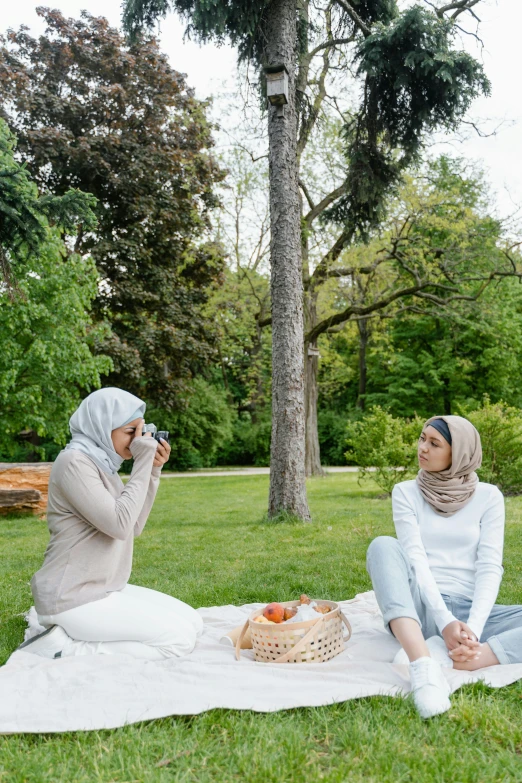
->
[418, 424, 452, 472]
[111, 418, 143, 460]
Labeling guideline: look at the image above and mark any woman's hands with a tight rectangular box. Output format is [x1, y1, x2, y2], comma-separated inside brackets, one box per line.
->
[130, 420, 171, 469]
[442, 620, 482, 663]
[153, 438, 171, 469]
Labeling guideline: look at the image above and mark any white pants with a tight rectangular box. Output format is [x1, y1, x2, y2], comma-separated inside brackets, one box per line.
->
[38, 584, 204, 661]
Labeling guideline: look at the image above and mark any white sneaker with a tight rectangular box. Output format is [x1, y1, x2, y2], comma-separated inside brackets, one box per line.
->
[17, 625, 70, 659]
[409, 657, 451, 719]
[425, 636, 453, 668]
[393, 636, 453, 668]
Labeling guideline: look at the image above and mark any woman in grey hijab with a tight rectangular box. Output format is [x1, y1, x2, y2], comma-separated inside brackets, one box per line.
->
[22, 388, 203, 661]
[366, 414, 522, 720]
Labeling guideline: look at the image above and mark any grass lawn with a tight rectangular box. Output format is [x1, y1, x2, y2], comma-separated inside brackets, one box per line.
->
[1, 472, 522, 782]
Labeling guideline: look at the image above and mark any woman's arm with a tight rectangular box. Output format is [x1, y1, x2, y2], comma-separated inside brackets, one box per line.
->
[134, 466, 161, 537]
[59, 437, 157, 540]
[467, 488, 505, 640]
[392, 483, 457, 633]
[133, 437, 171, 536]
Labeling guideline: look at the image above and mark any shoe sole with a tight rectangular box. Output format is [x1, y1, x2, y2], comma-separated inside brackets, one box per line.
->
[17, 625, 56, 651]
[418, 699, 451, 719]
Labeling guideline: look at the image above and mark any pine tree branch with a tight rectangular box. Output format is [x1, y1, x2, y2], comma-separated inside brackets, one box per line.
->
[428, 0, 481, 20]
[309, 230, 353, 286]
[257, 314, 272, 328]
[297, 40, 331, 159]
[326, 261, 383, 278]
[299, 179, 315, 210]
[332, 0, 371, 36]
[304, 185, 346, 226]
[308, 36, 356, 59]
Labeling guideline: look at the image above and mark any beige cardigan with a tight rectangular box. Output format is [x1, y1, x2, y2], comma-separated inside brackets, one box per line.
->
[31, 436, 160, 616]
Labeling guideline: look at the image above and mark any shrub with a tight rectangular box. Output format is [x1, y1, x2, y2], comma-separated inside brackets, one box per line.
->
[464, 398, 522, 495]
[134, 378, 233, 472]
[318, 410, 354, 466]
[345, 407, 423, 494]
[216, 412, 272, 467]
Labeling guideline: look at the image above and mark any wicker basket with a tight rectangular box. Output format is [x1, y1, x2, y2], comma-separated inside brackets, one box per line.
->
[235, 599, 351, 664]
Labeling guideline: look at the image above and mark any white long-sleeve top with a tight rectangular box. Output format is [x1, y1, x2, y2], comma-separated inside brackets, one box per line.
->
[391, 480, 505, 639]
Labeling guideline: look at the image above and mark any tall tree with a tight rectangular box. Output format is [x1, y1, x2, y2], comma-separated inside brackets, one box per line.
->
[315, 157, 522, 420]
[0, 9, 225, 412]
[0, 119, 110, 457]
[123, 0, 489, 518]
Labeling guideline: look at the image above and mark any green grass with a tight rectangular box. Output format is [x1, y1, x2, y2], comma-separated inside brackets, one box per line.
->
[1, 473, 522, 782]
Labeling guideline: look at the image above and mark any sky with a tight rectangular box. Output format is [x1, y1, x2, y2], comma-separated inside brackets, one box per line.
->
[1, 0, 521, 219]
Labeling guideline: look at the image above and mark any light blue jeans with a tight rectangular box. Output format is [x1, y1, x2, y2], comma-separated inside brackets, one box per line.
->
[366, 536, 522, 665]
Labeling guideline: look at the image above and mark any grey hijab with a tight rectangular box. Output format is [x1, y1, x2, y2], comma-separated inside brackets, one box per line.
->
[65, 388, 146, 475]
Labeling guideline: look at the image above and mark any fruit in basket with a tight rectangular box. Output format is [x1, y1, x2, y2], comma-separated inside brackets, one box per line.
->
[254, 615, 275, 624]
[300, 594, 311, 605]
[263, 602, 285, 623]
[283, 607, 298, 621]
[313, 605, 331, 615]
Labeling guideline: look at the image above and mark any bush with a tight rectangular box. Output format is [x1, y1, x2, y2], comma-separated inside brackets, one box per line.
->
[127, 378, 234, 472]
[464, 398, 522, 495]
[216, 412, 272, 467]
[318, 410, 354, 466]
[344, 399, 522, 497]
[345, 407, 423, 494]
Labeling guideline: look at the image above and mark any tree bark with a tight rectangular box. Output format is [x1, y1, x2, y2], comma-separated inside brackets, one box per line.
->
[304, 287, 325, 476]
[304, 341, 325, 476]
[265, 0, 311, 520]
[356, 317, 369, 410]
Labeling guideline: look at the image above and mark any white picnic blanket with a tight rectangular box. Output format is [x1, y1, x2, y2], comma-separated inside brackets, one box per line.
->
[1, 590, 522, 734]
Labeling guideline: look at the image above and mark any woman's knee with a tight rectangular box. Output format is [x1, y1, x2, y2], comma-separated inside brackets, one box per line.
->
[160, 626, 198, 658]
[366, 536, 401, 572]
[163, 603, 203, 636]
[150, 612, 201, 657]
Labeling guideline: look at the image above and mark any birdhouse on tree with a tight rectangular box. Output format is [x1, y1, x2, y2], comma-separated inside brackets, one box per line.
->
[265, 64, 289, 108]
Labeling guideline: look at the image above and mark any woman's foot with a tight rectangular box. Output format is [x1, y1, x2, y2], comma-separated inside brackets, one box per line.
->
[17, 626, 70, 658]
[394, 635, 453, 668]
[409, 657, 451, 719]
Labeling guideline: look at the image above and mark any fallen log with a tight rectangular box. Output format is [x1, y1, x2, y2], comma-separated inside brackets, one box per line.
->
[0, 463, 52, 514]
[0, 489, 42, 509]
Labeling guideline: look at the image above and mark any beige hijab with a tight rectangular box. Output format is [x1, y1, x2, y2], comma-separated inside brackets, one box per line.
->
[416, 415, 482, 517]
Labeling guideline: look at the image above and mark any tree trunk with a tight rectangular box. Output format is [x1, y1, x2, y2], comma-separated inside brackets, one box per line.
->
[356, 318, 369, 410]
[265, 0, 311, 520]
[305, 340, 325, 476]
[304, 288, 324, 476]
[250, 320, 265, 423]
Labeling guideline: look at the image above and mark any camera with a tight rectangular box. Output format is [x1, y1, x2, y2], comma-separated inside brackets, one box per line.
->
[142, 423, 170, 444]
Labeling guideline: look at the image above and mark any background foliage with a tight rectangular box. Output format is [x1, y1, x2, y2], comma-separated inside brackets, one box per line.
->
[1, 7, 522, 480]
[0, 8, 225, 413]
[0, 118, 110, 460]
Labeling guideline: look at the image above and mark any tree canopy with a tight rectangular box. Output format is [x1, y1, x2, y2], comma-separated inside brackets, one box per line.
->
[0, 119, 110, 458]
[0, 8, 225, 410]
[123, 0, 489, 241]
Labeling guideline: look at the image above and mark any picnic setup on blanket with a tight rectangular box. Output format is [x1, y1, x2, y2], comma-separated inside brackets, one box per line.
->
[2, 590, 522, 735]
[231, 594, 352, 664]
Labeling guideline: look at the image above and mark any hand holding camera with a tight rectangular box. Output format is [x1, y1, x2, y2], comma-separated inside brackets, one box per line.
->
[141, 423, 171, 469]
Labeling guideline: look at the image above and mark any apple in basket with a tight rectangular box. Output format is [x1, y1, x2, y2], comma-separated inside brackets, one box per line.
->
[262, 602, 285, 623]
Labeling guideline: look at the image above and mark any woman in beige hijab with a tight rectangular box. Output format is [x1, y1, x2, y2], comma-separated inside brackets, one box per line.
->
[366, 414, 522, 720]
